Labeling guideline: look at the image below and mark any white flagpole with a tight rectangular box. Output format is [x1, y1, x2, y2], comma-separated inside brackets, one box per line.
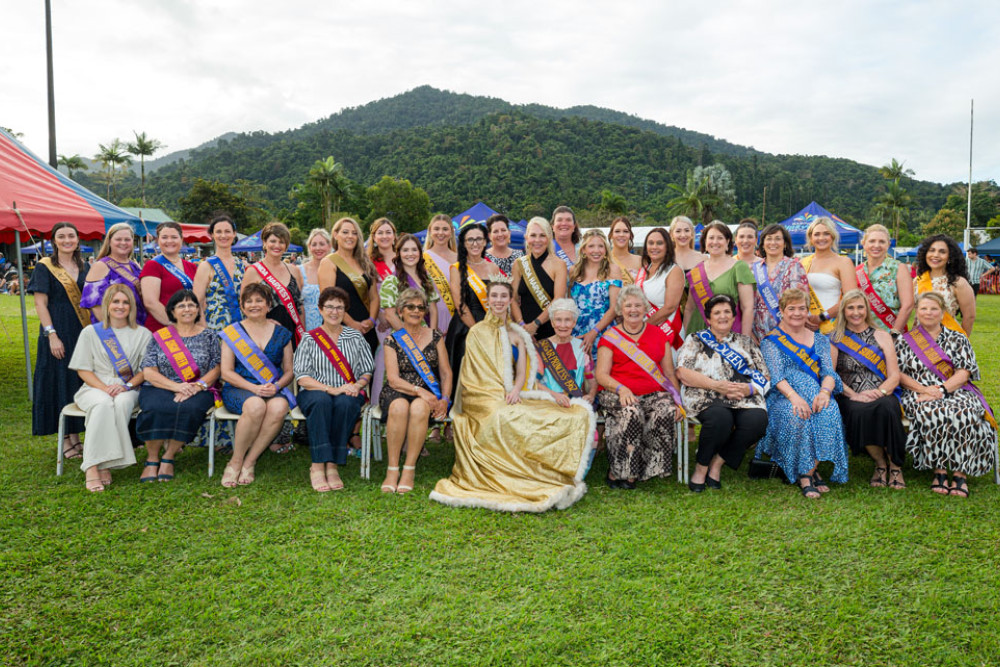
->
[964, 99, 973, 251]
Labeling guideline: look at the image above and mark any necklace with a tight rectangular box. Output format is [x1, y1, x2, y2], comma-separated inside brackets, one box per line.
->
[622, 322, 645, 336]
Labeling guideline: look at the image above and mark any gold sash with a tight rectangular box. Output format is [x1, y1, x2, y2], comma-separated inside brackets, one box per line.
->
[611, 256, 635, 285]
[38, 257, 89, 327]
[915, 272, 963, 333]
[801, 255, 835, 334]
[519, 255, 552, 310]
[424, 252, 456, 315]
[465, 266, 490, 312]
[331, 254, 370, 309]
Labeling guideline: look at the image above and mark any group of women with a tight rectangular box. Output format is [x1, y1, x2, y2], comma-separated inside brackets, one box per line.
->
[28, 209, 996, 508]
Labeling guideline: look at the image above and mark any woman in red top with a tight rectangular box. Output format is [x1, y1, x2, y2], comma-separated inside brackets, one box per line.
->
[594, 284, 684, 489]
[139, 222, 198, 332]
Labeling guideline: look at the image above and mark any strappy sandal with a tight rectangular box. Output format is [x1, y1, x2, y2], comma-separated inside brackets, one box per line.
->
[62, 439, 83, 460]
[888, 468, 906, 489]
[157, 458, 176, 482]
[950, 476, 969, 498]
[381, 466, 400, 494]
[238, 466, 255, 485]
[930, 472, 950, 495]
[396, 465, 416, 494]
[869, 466, 888, 488]
[85, 477, 105, 493]
[140, 460, 160, 483]
[811, 473, 831, 493]
[798, 475, 821, 499]
[310, 469, 331, 493]
[221, 465, 240, 488]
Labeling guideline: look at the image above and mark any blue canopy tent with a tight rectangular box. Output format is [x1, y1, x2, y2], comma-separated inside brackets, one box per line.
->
[414, 202, 527, 250]
[21, 240, 93, 254]
[142, 242, 197, 255]
[778, 202, 862, 248]
[231, 230, 303, 253]
[974, 237, 1000, 256]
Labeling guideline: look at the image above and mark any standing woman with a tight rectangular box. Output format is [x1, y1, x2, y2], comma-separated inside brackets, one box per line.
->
[913, 234, 975, 335]
[829, 290, 907, 488]
[511, 217, 568, 340]
[81, 222, 144, 325]
[670, 216, 707, 272]
[319, 217, 379, 354]
[446, 223, 502, 378]
[751, 224, 810, 343]
[366, 217, 397, 282]
[484, 214, 524, 277]
[193, 214, 247, 332]
[683, 221, 756, 336]
[569, 230, 622, 358]
[801, 217, 857, 334]
[636, 227, 685, 349]
[856, 224, 913, 334]
[608, 216, 641, 285]
[140, 222, 197, 332]
[68, 285, 152, 491]
[734, 220, 759, 266]
[297, 228, 332, 331]
[241, 221, 306, 347]
[28, 222, 90, 454]
[380, 234, 439, 332]
[423, 214, 458, 335]
[551, 205, 580, 268]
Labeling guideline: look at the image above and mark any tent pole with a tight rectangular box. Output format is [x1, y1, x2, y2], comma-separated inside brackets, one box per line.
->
[12, 206, 33, 401]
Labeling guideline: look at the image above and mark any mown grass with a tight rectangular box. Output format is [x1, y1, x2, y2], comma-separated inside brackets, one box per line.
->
[1, 294, 999, 666]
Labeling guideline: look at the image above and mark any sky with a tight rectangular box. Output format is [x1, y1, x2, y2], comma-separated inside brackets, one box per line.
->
[4, 1, 999, 187]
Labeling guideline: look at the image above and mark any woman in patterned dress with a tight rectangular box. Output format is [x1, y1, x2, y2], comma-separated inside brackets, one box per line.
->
[856, 224, 913, 334]
[829, 289, 907, 489]
[913, 234, 975, 335]
[751, 224, 809, 343]
[569, 230, 622, 359]
[484, 214, 524, 277]
[298, 228, 332, 331]
[896, 292, 997, 498]
[379, 234, 439, 332]
[756, 288, 848, 499]
[608, 216, 641, 285]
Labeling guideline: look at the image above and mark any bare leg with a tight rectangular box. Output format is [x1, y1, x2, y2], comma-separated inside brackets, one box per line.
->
[382, 399, 409, 491]
[142, 439, 164, 482]
[240, 399, 289, 483]
[398, 399, 431, 493]
[158, 439, 185, 481]
[84, 464, 105, 492]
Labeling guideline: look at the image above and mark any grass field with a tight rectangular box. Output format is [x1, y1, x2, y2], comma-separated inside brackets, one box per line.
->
[1, 294, 999, 666]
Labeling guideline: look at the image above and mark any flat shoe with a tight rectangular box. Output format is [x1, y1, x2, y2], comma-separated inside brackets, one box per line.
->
[950, 477, 969, 498]
[706, 476, 722, 490]
[930, 472, 949, 495]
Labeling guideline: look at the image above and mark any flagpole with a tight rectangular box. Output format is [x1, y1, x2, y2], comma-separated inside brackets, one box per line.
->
[12, 204, 34, 400]
[964, 99, 973, 251]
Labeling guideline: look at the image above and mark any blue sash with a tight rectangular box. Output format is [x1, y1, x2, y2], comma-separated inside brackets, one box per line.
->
[764, 328, 821, 383]
[554, 243, 574, 268]
[752, 261, 781, 325]
[219, 323, 296, 407]
[153, 255, 193, 289]
[94, 324, 134, 383]
[207, 256, 241, 324]
[833, 330, 902, 399]
[392, 330, 442, 400]
[695, 329, 769, 395]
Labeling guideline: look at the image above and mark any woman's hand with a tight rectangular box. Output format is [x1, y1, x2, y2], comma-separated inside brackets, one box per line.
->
[553, 392, 571, 408]
[104, 383, 126, 398]
[340, 382, 362, 397]
[505, 388, 522, 404]
[48, 334, 66, 360]
[805, 314, 821, 331]
[789, 393, 812, 419]
[525, 321, 538, 336]
[916, 384, 944, 403]
[581, 329, 598, 352]
[811, 390, 831, 413]
[256, 382, 278, 398]
[431, 397, 449, 420]
[617, 386, 638, 407]
[855, 389, 882, 402]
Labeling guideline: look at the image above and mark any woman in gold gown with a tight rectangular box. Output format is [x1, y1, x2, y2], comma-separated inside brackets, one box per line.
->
[430, 280, 595, 513]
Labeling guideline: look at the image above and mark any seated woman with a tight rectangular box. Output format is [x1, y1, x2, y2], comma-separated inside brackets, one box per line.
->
[68, 285, 152, 492]
[594, 285, 684, 490]
[756, 288, 847, 499]
[218, 283, 295, 487]
[829, 289, 907, 489]
[896, 292, 997, 498]
[431, 280, 595, 512]
[380, 288, 453, 494]
[294, 286, 373, 493]
[137, 290, 221, 483]
[676, 295, 769, 492]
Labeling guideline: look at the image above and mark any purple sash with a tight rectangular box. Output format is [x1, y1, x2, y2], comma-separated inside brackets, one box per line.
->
[688, 262, 743, 333]
[94, 324, 134, 383]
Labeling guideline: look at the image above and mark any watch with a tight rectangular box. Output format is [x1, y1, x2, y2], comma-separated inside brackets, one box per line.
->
[125, 381, 134, 390]
[878, 388, 888, 396]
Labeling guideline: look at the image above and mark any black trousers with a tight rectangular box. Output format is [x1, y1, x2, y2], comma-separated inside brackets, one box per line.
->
[695, 405, 768, 469]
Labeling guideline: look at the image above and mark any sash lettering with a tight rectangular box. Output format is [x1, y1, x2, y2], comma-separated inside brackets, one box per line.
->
[637, 266, 683, 349]
[102, 257, 140, 288]
[219, 323, 296, 407]
[39, 257, 89, 327]
[519, 255, 552, 310]
[764, 328, 821, 383]
[252, 262, 305, 343]
[94, 323, 134, 383]
[752, 261, 782, 326]
[915, 272, 964, 334]
[424, 252, 456, 315]
[833, 330, 902, 400]
[554, 243, 574, 268]
[309, 327, 368, 400]
[154, 325, 221, 405]
[856, 264, 899, 331]
[207, 256, 242, 325]
[601, 327, 684, 412]
[536, 338, 584, 398]
[801, 255, 835, 334]
[695, 329, 769, 396]
[466, 267, 490, 312]
[687, 262, 745, 334]
[153, 255, 193, 289]
[391, 330, 442, 399]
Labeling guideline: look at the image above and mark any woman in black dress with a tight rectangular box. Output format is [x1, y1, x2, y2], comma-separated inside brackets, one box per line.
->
[511, 217, 567, 341]
[28, 222, 89, 456]
[319, 217, 379, 355]
[445, 224, 502, 378]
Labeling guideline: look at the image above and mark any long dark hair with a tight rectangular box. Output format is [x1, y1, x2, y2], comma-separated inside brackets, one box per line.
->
[640, 227, 675, 275]
[457, 224, 488, 315]
[916, 234, 968, 285]
[48, 222, 86, 271]
[392, 234, 434, 295]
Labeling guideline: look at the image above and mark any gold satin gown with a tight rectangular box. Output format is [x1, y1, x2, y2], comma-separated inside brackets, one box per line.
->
[430, 313, 596, 513]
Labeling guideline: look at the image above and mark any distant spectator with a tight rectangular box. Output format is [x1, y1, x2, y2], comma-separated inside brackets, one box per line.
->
[965, 248, 995, 296]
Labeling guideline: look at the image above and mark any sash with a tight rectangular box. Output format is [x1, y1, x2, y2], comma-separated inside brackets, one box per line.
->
[310, 326, 367, 400]
[833, 330, 902, 400]
[154, 325, 222, 405]
[856, 264, 898, 331]
[424, 252, 456, 315]
[752, 261, 781, 325]
[39, 257, 89, 327]
[94, 323, 133, 383]
[207, 256, 242, 325]
[374, 260, 394, 281]
[764, 328, 821, 383]
[902, 326, 996, 429]
[391, 330, 442, 399]
[252, 262, 305, 343]
[915, 272, 963, 333]
[536, 338, 584, 398]
[519, 254, 552, 310]
[695, 329, 769, 396]
[103, 257, 140, 288]
[801, 255, 835, 334]
[636, 266, 682, 349]
[466, 267, 489, 312]
[219, 322, 296, 407]
[611, 256, 636, 285]
[331, 254, 370, 309]
[601, 327, 684, 411]
[153, 255, 193, 289]
[554, 243, 574, 268]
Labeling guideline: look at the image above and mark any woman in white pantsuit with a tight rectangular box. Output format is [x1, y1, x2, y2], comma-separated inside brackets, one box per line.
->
[69, 284, 152, 492]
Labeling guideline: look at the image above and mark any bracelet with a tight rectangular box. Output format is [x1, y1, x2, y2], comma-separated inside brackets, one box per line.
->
[878, 388, 888, 396]
[43, 325, 56, 336]
[615, 384, 624, 394]
[368, 317, 377, 326]
[820, 387, 832, 394]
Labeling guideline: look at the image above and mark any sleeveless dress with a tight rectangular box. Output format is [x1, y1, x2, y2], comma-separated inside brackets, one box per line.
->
[752, 258, 809, 342]
[863, 258, 902, 331]
[333, 267, 377, 355]
[221, 324, 293, 414]
[204, 256, 247, 330]
[80, 257, 146, 325]
[446, 273, 488, 379]
[517, 252, 556, 339]
[485, 249, 524, 277]
[571, 278, 622, 359]
[807, 272, 842, 312]
[298, 264, 322, 332]
[379, 330, 444, 421]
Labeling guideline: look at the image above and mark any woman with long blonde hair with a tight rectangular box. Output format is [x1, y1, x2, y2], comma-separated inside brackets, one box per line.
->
[423, 214, 458, 334]
[569, 229, 622, 357]
[319, 217, 379, 354]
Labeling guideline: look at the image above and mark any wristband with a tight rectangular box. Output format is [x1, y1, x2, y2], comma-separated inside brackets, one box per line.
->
[43, 325, 56, 336]
[533, 318, 542, 328]
[615, 384, 624, 394]
[820, 387, 831, 394]
[196, 380, 208, 390]
[878, 388, 888, 396]
[819, 312, 829, 322]
[368, 317, 377, 326]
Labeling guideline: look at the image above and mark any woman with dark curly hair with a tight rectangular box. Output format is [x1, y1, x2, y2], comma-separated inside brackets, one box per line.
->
[446, 223, 502, 377]
[914, 234, 975, 335]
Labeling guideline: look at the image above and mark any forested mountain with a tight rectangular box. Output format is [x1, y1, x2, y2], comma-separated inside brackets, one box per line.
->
[99, 86, 949, 228]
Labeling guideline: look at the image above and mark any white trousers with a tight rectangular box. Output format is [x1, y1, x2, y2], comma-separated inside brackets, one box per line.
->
[75, 386, 139, 472]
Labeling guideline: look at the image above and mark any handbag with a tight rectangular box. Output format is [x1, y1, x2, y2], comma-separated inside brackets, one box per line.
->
[748, 457, 788, 482]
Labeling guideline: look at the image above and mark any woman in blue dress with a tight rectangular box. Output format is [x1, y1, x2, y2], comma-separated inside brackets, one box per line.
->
[757, 288, 848, 498]
[569, 230, 622, 359]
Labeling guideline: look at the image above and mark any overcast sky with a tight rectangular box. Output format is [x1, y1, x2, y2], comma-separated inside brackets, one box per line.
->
[4, 1, 998, 187]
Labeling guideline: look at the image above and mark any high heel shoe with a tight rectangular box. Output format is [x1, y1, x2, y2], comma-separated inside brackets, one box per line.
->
[396, 465, 416, 494]
[706, 476, 722, 490]
[688, 479, 705, 493]
[381, 466, 400, 493]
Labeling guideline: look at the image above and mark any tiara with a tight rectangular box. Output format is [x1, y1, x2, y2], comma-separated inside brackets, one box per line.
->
[487, 274, 512, 286]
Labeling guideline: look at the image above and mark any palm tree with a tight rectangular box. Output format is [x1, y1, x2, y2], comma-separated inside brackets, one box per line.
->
[306, 156, 348, 228]
[58, 154, 87, 180]
[875, 180, 912, 241]
[666, 172, 721, 224]
[94, 139, 132, 202]
[126, 131, 165, 204]
[878, 158, 915, 183]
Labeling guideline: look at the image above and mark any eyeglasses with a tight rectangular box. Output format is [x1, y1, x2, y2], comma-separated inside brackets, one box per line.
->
[401, 304, 427, 312]
[322, 304, 346, 312]
[465, 237, 486, 245]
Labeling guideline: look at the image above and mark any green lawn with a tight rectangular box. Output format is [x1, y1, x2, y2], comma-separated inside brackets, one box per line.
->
[2, 294, 999, 666]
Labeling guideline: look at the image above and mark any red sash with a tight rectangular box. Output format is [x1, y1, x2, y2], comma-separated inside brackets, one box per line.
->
[856, 264, 899, 331]
[636, 266, 682, 349]
[253, 262, 305, 343]
[309, 326, 366, 400]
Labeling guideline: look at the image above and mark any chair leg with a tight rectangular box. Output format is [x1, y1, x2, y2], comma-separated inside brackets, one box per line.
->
[373, 421, 384, 463]
[56, 409, 66, 476]
[208, 417, 216, 478]
[360, 407, 370, 480]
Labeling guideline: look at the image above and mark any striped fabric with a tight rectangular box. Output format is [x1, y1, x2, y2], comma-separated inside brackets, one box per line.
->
[293, 326, 374, 387]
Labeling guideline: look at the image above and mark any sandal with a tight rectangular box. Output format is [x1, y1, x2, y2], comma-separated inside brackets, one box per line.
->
[396, 465, 416, 494]
[310, 469, 331, 493]
[85, 478, 105, 493]
[930, 472, 950, 495]
[100, 470, 112, 486]
[238, 466, 255, 485]
[221, 465, 240, 488]
[888, 468, 906, 489]
[950, 476, 969, 498]
[869, 466, 888, 488]
[62, 439, 83, 460]
[326, 467, 344, 491]
[798, 475, 821, 499]
[270, 442, 295, 455]
[140, 460, 160, 483]
[811, 473, 830, 493]
[157, 458, 176, 482]
[381, 466, 400, 494]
